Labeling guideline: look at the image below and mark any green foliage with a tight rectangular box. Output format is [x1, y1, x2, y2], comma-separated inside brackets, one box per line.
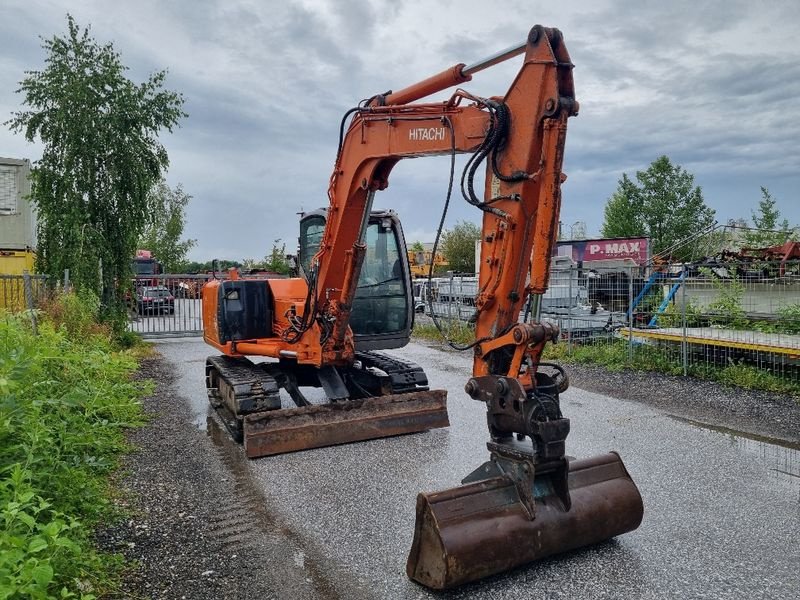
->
[412, 321, 475, 346]
[441, 221, 480, 273]
[7, 15, 186, 324]
[240, 240, 291, 275]
[545, 339, 800, 396]
[182, 259, 241, 274]
[600, 174, 642, 239]
[743, 187, 796, 248]
[264, 239, 290, 275]
[0, 298, 148, 597]
[711, 361, 800, 396]
[704, 271, 748, 329]
[138, 180, 197, 273]
[39, 289, 104, 342]
[410, 241, 425, 253]
[601, 156, 715, 260]
[39, 289, 146, 350]
[777, 303, 800, 334]
[0, 468, 97, 600]
[656, 298, 703, 328]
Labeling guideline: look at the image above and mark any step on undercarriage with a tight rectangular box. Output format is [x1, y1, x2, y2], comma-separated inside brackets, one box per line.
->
[206, 352, 449, 457]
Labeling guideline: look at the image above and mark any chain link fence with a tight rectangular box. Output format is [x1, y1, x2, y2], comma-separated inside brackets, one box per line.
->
[419, 260, 800, 385]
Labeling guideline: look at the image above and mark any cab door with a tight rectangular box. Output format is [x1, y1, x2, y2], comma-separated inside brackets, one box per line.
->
[298, 208, 414, 350]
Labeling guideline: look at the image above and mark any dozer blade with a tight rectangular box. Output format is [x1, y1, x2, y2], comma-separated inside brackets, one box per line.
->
[243, 389, 448, 458]
[406, 451, 643, 589]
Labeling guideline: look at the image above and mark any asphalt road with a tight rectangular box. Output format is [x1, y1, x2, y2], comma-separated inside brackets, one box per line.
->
[157, 338, 799, 599]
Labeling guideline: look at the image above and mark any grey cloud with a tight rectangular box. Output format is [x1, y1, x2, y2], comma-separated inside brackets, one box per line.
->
[2, 0, 799, 261]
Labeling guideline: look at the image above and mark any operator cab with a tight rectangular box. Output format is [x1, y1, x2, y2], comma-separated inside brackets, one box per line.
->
[299, 208, 414, 351]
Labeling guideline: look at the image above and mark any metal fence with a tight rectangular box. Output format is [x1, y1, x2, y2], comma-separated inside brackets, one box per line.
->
[0, 271, 210, 338]
[128, 274, 214, 338]
[420, 260, 800, 384]
[0, 272, 50, 312]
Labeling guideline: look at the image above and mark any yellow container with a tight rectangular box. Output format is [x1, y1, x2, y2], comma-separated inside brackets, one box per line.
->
[0, 249, 35, 274]
[0, 249, 36, 310]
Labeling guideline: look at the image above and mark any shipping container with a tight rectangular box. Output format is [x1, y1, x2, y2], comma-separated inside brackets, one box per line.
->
[0, 157, 36, 279]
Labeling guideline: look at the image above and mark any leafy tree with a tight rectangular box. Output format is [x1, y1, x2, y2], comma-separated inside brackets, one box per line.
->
[441, 221, 480, 273]
[138, 180, 196, 272]
[410, 241, 425, 253]
[600, 174, 643, 238]
[264, 239, 290, 275]
[743, 187, 796, 248]
[601, 156, 715, 259]
[183, 259, 241, 273]
[241, 241, 290, 274]
[6, 15, 185, 324]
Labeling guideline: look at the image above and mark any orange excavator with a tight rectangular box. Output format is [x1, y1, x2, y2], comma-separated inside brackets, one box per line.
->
[202, 25, 643, 589]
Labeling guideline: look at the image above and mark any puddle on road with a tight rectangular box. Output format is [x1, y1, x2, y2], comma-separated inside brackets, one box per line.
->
[190, 402, 211, 431]
[671, 416, 799, 501]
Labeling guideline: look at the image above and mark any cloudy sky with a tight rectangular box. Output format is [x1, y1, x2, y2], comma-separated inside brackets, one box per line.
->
[1, 0, 798, 262]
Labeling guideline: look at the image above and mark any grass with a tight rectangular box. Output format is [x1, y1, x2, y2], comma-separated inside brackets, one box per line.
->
[0, 291, 149, 599]
[547, 339, 800, 397]
[413, 320, 475, 347]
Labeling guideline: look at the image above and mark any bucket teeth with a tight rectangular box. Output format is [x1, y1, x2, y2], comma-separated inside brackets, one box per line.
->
[407, 452, 643, 589]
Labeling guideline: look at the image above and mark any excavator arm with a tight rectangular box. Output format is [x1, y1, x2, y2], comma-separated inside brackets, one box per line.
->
[293, 26, 642, 589]
[302, 26, 577, 381]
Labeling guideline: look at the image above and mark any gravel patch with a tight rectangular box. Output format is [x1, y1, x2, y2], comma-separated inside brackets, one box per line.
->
[96, 340, 798, 598]
[96, 356, 365, 600]
[564, 363, 800, 445]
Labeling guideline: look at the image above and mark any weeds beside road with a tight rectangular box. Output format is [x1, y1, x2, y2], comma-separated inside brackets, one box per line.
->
[0, 293, 149, 599]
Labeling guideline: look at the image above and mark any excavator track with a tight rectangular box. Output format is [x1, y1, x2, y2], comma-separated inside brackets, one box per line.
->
[206, 352, 449, 458]
[355, 351, 429, 393]
[206, 355, 281, 442]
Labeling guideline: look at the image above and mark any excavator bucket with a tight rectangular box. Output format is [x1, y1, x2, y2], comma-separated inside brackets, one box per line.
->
[243, 390, 448, 458]
[407, 451, 643, 589]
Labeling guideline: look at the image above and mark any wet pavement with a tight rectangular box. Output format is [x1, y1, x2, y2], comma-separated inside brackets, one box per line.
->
[157, 338, 800, 599]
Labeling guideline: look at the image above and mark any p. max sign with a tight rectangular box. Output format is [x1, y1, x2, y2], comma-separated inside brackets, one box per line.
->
[555, 237, 649, 265]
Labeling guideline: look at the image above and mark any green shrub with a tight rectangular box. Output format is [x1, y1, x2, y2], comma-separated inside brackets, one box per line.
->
[777, 303, 800, 334]
[0, 304, 148, 598]
[39, 290, 144, 351]
[712, 361, 800, 396]
[0, 466, 100, 599]
[658, 298, 703, 328]
[702, 271, 749, 329]
[413, 320, 475, 347]
[38, 290, 108, 345]
[547, 338, 800, 396]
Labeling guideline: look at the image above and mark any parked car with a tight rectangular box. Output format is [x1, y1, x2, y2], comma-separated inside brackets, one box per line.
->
[134, 286, 175, 315]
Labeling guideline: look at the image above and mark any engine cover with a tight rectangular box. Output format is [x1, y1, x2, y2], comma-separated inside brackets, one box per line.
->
[216, 279, 273, 342]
